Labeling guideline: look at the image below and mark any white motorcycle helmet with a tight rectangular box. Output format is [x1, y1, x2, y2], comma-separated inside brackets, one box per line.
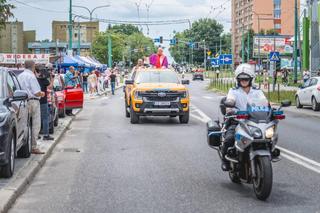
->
[235, 63, 255, 87]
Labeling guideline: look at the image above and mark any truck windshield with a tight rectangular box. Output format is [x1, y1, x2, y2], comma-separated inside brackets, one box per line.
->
[135, 71, 179, 84]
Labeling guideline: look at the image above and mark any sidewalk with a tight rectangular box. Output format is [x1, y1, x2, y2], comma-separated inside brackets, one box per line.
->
[0, 109, 80, 212]
[84, 84, 124, 100]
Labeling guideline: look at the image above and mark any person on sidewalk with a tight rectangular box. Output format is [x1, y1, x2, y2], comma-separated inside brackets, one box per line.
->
[35, 64, 54, 141]
[109, 71, 117, 95]
[303, 70, 310, 83]
[88, 70, 98, 97]
[18, 60, 45, 154]
[82, 72, 88, 93]
[216, 69, 220, 79]
[64, 66, 78, 88]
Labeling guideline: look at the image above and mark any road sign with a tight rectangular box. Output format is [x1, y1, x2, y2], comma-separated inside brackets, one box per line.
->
[211, 58, 220, 67]
[219, 54, 233, 65]
[269, 51, 280, 62]
[154, 38, 160, 43]
[170, 39, 176, 45]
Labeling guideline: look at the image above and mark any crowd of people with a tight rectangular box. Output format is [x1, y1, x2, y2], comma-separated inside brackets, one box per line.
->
[18, 60, 56, 154]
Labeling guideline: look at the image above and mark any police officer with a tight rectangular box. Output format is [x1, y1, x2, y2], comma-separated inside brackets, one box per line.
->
[221, 63, 268, 171]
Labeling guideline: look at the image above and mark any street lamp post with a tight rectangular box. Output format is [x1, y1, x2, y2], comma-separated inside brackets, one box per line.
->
[252, 11, 273, 74]
[72, 5, 111, 21]
[68, 0, 73, 52]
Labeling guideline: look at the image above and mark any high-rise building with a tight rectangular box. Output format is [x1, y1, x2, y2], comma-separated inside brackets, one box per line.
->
[231, 0, 299, 64]
[52, 21, 99, 44]
[0, 22, 36, 54]
[0, 22, 24, 53]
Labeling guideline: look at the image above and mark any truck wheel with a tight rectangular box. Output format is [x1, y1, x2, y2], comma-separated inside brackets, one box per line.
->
[0, 130, 15, 178]
[179, 110, 189, 124]
[125, 99, 130, 118]
[130, 106, 139, 124]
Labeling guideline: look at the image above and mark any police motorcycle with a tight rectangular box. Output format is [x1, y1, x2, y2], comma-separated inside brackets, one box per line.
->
[207, 95, 291, 200]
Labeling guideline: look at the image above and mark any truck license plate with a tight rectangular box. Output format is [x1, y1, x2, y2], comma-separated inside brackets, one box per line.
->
[154, 101, 171, 106]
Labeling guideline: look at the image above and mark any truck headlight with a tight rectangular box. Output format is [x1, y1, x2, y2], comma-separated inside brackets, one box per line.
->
[134, 91, 143, 100]
[265, 126, 275, 139]
[248, 126, 262, 139]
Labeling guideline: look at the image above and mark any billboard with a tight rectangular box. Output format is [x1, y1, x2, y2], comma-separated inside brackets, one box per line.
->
[253, 36, 293, 58]
[0, 54, 50, 64]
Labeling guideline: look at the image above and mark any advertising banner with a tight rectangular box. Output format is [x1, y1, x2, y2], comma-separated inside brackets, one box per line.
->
[0, 54, 50, 64]
[253, 36, 293, 57]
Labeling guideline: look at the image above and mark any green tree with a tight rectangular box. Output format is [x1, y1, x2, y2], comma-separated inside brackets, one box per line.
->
[92, 24, 156, 66]
[170, 18, 226, 65]
[265, 29, 279, 35]
[109, 24, 141, 36]
[0, 0, 15, 30]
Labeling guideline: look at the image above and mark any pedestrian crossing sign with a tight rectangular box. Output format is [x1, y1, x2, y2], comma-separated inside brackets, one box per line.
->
[269, 52, 280, 62]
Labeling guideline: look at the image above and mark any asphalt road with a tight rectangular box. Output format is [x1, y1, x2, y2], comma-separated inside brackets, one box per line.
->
[9, 80, 320, 213]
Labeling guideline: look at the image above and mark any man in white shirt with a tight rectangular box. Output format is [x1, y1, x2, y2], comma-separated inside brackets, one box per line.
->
[18, 60, 45, 154]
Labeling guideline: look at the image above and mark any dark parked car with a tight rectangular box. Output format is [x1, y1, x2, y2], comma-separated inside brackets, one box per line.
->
[0, 68, 31, 178]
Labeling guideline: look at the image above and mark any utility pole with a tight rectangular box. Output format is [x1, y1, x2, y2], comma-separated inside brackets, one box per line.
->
[247, 30, 250, 62]
[203, 40, 207, 71]
[108, 34, 112, 68]
[68, 0, 73, 52]
[77, 21, 81, 55]
[241, 24, 245, 63]
[294, 0, 298, 83]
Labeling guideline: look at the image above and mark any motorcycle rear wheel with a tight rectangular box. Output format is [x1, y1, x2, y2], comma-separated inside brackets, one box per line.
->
[253, 156, 273, 201]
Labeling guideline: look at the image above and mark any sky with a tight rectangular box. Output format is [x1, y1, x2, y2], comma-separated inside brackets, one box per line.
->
[9, 0, 233, 41]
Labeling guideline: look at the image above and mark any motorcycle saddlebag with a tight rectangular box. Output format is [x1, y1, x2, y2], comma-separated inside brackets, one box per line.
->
[207, 120, 222, 147]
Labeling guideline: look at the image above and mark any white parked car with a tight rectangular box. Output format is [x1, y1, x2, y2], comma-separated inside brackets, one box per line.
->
[295, 77, 320, 111]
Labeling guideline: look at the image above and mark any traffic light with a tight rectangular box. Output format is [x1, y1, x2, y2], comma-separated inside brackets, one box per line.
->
[160, 36, 163, 43]
[175, 38, 179, 45]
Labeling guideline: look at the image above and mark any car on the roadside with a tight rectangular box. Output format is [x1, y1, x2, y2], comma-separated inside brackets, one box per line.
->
[59, 74, 84, 115]
[0, 68, 32, 178]
[192, 69, 204, 81]
[295, 77, 320, 111]
[124, 69, 190, 124]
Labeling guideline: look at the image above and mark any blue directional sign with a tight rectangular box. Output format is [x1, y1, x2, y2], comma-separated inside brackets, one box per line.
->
[211, 58, 220, 67]
[170, 39, 176, 45]
[269, 51, 280, 62]
[153, 38, 160, 43]
[219, 54, 233, 65]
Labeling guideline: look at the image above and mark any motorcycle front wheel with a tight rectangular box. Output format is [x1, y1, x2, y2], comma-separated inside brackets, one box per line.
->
[253, 156, 273, 201]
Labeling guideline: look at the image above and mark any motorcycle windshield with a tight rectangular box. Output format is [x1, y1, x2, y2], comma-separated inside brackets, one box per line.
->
[247, 94, 271, 122]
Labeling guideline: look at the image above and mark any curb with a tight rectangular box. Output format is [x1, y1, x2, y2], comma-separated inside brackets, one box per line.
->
[0, 110, 81, 213]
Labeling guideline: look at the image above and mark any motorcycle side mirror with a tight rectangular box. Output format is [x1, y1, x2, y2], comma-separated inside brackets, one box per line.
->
[224, 99, 236, 108]
[281, 100, 291, 107]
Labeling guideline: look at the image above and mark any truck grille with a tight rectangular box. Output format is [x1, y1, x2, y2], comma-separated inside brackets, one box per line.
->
[141, 91, 183, 102]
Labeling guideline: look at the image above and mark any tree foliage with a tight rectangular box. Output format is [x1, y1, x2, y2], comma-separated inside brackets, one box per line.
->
[0, 0, 15, 30]
[92, 24, 156, 66]
[169, 18, 229, 64]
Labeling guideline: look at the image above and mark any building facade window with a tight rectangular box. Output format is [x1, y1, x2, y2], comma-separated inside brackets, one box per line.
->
[275, 23, 281, 29]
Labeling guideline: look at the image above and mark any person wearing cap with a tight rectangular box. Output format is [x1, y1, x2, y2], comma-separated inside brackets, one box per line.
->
[18, 60, 46, 154]
[221, 63, 268, 171]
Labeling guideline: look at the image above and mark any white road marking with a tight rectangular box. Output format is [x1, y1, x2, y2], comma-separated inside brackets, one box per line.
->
[191, 103, 320, 174]
[202, 96, 214, 100]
